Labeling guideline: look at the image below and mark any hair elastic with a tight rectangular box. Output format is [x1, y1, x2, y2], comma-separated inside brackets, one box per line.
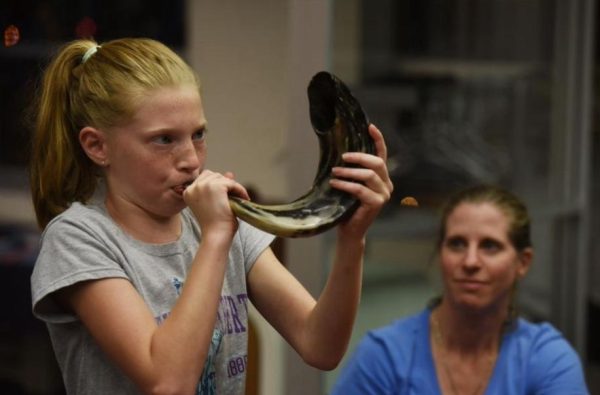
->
[82, 45, 101, 63]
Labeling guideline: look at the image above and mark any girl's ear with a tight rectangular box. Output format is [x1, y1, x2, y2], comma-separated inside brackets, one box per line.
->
[79, 127, 109, 166]
[517, 247, 533, 279]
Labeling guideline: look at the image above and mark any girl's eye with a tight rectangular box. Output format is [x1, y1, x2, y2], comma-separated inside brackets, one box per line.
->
[153, 135, 173, 145]
[192, 129, 206, 141]
[445, 236, 466, 251]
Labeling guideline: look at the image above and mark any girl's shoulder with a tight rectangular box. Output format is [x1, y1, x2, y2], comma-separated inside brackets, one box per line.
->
[43, 201, 113, 237]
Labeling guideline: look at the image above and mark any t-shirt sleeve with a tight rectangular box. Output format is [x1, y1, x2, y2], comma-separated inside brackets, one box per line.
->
[237, 221, 275, 273]
[527, 323, 590, 394]
[330, 332, 399, 395]
[31, 217, 129, 324]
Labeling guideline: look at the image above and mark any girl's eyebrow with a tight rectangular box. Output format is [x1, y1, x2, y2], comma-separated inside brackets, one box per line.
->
[146, 123, 207, 135]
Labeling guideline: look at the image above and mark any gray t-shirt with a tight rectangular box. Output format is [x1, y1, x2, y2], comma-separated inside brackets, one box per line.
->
[31, 201, 274, 395]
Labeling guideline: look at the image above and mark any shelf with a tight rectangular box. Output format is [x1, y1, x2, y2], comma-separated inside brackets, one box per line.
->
[394, 58, 546, 80]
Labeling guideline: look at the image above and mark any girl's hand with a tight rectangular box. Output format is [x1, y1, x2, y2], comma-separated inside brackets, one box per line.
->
[183, 170, 249, 237]
[329, 124, 394, 239]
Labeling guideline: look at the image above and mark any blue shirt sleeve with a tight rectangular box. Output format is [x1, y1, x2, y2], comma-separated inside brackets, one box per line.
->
[525, 323, 589, 395]
[330, 332, 399, 395]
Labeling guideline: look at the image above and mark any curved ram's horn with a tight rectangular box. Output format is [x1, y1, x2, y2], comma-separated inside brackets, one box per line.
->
[229, 71, 375, 238]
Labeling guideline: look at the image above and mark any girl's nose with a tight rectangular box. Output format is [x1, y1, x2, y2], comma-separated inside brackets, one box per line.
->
[176, 140, 201, 171]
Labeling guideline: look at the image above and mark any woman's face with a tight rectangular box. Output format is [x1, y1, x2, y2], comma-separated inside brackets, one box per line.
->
[103, 85, 207, 220]
[439, 202, 532, 313]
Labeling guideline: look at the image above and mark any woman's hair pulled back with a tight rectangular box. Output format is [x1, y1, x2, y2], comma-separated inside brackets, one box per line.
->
[436, 185, 532, 252]
[30, 38, 200, 228]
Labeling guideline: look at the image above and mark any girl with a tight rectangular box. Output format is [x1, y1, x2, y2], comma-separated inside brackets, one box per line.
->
[29, 38, 393, 395]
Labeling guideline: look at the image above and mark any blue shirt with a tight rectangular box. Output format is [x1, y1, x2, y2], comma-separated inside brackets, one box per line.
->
[331, 309, 589, 395]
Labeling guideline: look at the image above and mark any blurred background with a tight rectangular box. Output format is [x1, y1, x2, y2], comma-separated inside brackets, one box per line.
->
[0, 0, 598, 394]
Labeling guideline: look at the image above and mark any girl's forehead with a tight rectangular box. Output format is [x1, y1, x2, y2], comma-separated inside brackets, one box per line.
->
[132, 86, 203, 117]
[108, 85, 204, 135]
[138, 85, 201, 106]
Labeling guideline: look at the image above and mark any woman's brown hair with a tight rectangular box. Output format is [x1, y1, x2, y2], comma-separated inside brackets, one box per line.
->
[436, 184, 532, 252]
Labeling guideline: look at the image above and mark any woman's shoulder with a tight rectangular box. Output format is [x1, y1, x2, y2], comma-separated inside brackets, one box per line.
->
[345, 309, 429, 373]
[512, 317, 571, 346]
[510, 318, 584, 374]
[365, 309, 429, 345]
[508, 319, 589, 393]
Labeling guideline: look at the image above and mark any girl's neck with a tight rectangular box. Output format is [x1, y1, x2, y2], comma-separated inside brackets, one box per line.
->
[104, 197, 181, 244]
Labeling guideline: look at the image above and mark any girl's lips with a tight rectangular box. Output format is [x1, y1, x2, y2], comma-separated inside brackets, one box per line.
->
[173, 181, 193, 196]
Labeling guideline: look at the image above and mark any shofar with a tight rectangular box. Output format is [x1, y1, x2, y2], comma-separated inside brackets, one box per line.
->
[229, 71, 375, 238]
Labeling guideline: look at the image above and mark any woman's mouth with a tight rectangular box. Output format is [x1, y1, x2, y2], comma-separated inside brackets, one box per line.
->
[455, 279, 487, 291]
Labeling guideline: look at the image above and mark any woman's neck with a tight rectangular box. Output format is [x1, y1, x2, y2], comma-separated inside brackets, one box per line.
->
[432, 300, 507, 355]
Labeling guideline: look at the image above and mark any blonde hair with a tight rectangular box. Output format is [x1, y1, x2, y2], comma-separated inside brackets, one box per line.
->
[30, 38, 200, 229]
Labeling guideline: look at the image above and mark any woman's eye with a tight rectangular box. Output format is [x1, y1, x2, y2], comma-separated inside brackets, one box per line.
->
[481, 239, 502, 252]
[445, 237, 466, 250]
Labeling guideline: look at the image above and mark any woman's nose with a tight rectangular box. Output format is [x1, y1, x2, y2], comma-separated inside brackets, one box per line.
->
[462, 245, 481, 270]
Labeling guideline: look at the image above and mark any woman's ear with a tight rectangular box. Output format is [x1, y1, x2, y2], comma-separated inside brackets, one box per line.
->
[79, 126, 109, 166]
[517, 247, 533, 279]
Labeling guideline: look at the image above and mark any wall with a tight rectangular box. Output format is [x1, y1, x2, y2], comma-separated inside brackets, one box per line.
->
[186, 0, 290, 201]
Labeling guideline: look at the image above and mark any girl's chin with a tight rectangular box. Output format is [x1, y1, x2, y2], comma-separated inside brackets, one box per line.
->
[155, 196, 187, 216]
[170, 200, 187, 213]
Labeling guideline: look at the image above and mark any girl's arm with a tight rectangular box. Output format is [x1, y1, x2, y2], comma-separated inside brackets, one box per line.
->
[248, 124, 393, 369]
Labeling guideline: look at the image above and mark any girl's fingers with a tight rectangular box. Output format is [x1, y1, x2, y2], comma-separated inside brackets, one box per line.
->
[338, 153, 394, 194]
[221, 171, 251, 199]
[368, 124, 388, 162]
[185, 170, 249, 201]
[330, 123, 395, 212]
[228, 181, 250, 200]
[329, 178, 388, 207]
[214, 173, 249, 200]
[331, 167, 386, 195]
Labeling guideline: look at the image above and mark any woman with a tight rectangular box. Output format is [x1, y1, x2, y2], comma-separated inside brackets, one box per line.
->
[331, 185, 589, 395]
[29, 38, 393, 394]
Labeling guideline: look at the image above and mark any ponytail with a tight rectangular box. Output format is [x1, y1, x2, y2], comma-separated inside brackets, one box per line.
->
[30, 40, 99, 229]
